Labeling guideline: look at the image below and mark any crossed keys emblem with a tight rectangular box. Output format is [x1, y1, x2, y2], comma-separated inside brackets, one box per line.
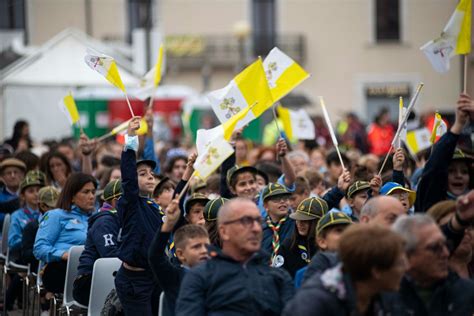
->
[219, 98, 241, 119]
[203, 147, 219, 165]
[298, 118, 307, 129]
[91, 57, 104, 69]
[266, 61, 278, 87]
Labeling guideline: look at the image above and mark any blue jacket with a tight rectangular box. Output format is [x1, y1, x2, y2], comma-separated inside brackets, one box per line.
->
[176, 247, 294, 316]
[8, 206, 40, 250]
[117, 148, 164, 269]
[33, 206, 89, 263]
[77, 203, 120, 276]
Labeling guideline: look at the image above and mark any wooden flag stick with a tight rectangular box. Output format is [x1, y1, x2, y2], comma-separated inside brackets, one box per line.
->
[463, 55, 469, 93]
[147, 93, 155, 110]
[378, 145, 393, 176]
[272, 103, 283, 137]
[319, 97, 345, 170]
[177, 172, 195, 200]
[124, 93, 135, 117]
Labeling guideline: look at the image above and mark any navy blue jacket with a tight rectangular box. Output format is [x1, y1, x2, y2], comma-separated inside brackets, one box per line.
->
[148, 231, 185, 316]
[117, 149, 164, 269]
[77, 203, 120, 276]
[262, 216, 294, 257]
[415, 131, 459, 213]
[176, 247, 294, 316]
[303, 251, 340, 283]
[283, 264, 394, 316]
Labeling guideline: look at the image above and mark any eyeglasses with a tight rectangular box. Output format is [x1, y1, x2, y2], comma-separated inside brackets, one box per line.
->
[222, 216, 263, 228]
[424, 240, 448, 255]
[268, 195, 290, 203]
[392, 192, 409, 200]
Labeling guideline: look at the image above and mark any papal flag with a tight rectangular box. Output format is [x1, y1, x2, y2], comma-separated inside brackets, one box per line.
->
[193, 136, 235, 180]
[430, 112, 448, 144]
[277, 106, 315, 140]
[196, 103, 255, 156]
[134, 45, 165, 100]
[59, 93, 80, 125]
[420, 0, 471, 73]
[85, 49, 126, 92]
[263, 47, 310, 101]
[208, 59, 273, 128]
[403, 128, 432, 155]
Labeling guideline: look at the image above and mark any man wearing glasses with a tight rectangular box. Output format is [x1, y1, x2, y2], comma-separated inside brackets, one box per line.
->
[176, 198, 294, 316]
[392, 207, 474, 316]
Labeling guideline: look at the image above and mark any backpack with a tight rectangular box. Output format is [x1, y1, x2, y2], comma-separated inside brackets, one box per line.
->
[101, 289, 124, 316]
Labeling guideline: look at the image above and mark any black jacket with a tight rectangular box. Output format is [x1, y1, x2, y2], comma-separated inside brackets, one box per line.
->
[303, 251, 340, 283]
[278, 235, 316, 278]
[393, 271, 474, 316]
[148, 231, 185, 316]
[175, 247, 294, 316]
[415, 131, 459, 213]
[77, 205, 120, 276]
[283, 264, 393, 316]
[20, 220, 39, 271]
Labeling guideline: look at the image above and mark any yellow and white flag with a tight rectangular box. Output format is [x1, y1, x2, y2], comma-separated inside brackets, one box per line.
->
[420, 0, 471, 73]
[263, 47, 310, 101]
[134, 45, 166, 100]
[430, 112, 448, 144]
[59, 93, 80, 125]
[85, 49, 126, 92]
[193, 135, 234, 180]
[403, 128, 432, 155]
[277, 106, 315, 140]
[208, 59, 273, 128]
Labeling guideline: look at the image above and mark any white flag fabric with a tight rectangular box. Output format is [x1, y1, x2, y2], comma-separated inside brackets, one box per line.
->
[193, 136, 235, 180]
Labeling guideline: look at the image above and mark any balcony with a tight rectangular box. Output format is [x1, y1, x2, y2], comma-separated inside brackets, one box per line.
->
[164, 34, 306, 71]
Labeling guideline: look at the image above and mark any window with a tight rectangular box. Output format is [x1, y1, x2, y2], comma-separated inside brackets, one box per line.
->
[375, 0, 400, 42]
[0, 0, 26, 30]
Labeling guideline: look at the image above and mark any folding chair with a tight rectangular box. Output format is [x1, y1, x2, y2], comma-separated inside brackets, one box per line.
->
[87, 258, 121, 316]
[158, 292, 164, 316]
[61, 246, 87, 315]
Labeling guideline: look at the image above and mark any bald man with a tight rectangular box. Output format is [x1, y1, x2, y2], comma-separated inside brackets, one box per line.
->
[359, 196, 407, 228]
[176, 198, 294, 316]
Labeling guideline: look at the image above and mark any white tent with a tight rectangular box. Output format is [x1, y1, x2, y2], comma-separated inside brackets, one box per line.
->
[0, 28, 139, 141]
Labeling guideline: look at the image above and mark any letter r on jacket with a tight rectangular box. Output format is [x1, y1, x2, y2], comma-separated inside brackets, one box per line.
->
[103, 234, 115, 247]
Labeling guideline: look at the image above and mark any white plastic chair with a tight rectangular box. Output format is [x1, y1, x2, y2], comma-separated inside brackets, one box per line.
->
[62, 245, 87, 315]
[87, 257, 121, 316]
[158, 292, 164, 316]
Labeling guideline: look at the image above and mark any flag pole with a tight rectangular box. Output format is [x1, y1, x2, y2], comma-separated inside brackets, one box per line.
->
[177, 171, 196, 200]
[124, 93, 135, 117]
[272, 103, 283, 138]
[463, 55, 469, 93]
[397, 96, 403, 149]
[319, 96, 345, 170]
[378, 145, 393, 176]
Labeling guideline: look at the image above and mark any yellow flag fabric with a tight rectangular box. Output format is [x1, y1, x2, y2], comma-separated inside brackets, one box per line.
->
[221, 104, 254, 140]
[430, 112, 448, 144]
[208, 59, 273, 128]
[136, 118, 149, 136]
[59, 94, 80, 125]
[404, 128, 432, 155]
[454, 0, 472, 54]
[263, 47, 310, 102]
[85, 51, 126, 92]
[277, 105, 315, 141]
[154, 44, 164, 87]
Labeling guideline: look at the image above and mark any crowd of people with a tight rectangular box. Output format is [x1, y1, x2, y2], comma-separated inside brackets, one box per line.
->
[0, 93, 473, 316]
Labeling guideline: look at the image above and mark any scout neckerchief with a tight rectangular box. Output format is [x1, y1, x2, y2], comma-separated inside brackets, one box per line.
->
[266, 215, 288, 262]
[146, 199, 165, 216]
[22, 207, 39, 223]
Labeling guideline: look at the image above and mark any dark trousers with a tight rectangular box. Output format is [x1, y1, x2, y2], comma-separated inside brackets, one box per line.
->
[5, 274, 22, 310]
[42, 261, 67, 294]
[73, 274, 92, 306]
[114, 266, 161, 316]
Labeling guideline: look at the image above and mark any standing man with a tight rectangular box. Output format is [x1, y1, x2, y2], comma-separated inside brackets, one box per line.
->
[176, 198, 294, 315]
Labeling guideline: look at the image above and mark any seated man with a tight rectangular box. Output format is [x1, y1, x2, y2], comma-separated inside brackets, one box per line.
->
[176, 198, 294, 316]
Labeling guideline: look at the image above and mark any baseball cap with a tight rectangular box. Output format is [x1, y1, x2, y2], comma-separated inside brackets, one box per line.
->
[346, 181, 371, 199]
[289, 197, 328, 221]
[136, 159, 157, 170]
[38, 186, 60, 208]
[316, 211, 352, 236]
[261, 183, 291, 202]
[380, 182, 416, 207]
[226, 165, 258, 187]
[204, 197, 229, 221]
[185, 193, 210, 214]
[0, 158, 26, 174]
[102, 179, 123, 201]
